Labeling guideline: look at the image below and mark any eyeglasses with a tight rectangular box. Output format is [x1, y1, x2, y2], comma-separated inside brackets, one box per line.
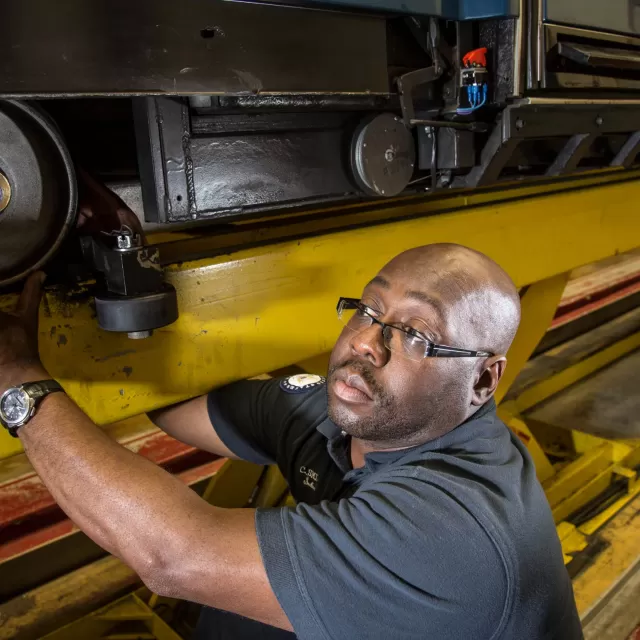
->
[337, 297, 494, 362]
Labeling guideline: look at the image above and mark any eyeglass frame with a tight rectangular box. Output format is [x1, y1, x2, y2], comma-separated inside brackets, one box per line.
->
[336, 297, 494, 359]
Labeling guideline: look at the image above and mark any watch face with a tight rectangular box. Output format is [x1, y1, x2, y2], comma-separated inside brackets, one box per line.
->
[1, 388, 31, 425]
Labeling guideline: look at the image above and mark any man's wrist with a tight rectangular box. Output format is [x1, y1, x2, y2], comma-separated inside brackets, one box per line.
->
[0, 363, 51, 393]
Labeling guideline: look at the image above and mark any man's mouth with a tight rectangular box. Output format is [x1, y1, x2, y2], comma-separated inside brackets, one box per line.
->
[331, 368, 374, 405]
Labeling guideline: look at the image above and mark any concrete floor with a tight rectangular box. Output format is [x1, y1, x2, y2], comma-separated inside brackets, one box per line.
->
[527, 348, 640, 440]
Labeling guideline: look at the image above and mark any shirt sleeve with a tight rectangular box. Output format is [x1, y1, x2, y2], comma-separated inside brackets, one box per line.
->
[207, 378, 325, 466]
[255, 467, 509, 640]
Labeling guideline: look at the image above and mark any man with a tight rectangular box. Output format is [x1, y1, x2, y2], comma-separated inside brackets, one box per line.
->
[0, 243, 582, 639]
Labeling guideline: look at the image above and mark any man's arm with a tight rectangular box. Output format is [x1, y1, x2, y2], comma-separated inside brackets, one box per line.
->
[148, 396, 239, 459]
[0, 275, 292, 631]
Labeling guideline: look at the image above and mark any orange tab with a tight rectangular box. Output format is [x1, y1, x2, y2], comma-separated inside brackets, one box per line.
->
[463, 47, 487, 68]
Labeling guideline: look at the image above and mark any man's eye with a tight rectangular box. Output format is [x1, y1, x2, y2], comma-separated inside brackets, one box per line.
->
[399, 325, 426, 340]
[361, 304, 380, 317]
[399, 331, 425, 350]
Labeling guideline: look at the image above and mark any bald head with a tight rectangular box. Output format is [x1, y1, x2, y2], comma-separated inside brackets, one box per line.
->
[327, 243, 521, 449]
[380, 243, 521, 355]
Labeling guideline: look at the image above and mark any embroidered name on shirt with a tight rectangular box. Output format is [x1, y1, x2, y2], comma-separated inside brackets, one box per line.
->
[300, 466, 319, 491]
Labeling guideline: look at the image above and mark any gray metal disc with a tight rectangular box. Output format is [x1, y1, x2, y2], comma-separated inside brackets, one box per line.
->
[0, 100, 76, 287]
[350, 113, 415, 197]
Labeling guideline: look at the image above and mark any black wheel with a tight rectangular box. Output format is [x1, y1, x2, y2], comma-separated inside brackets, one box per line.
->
[0, 100, 77, 287]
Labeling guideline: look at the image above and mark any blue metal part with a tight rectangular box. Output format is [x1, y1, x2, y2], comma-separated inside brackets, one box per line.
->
[229, 0, 519, 20]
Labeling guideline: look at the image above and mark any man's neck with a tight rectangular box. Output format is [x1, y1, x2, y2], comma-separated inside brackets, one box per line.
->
[349, 429, 441, 469]
[348, 404, 484, 469]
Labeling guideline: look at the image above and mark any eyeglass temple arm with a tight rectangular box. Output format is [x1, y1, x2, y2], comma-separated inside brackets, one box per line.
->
[430, 345, 493, 358]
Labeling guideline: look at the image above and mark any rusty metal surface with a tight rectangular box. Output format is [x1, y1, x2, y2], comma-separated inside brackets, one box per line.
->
[573, 490, 640, 619]
[0, 555, 139, 640]
[0, 0, 387, 97]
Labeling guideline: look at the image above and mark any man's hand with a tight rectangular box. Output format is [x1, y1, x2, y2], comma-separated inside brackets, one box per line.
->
[0, 272, 49, 389]
[76, 169, 145, 239]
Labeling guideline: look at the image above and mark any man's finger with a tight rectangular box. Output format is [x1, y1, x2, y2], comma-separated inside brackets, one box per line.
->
[17, 271, 46, 320]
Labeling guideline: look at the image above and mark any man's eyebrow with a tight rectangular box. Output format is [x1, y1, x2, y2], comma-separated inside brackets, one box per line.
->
[366, 277, 445, 319]
[366, 275, 391, 289]
[405, 289, 446, 319]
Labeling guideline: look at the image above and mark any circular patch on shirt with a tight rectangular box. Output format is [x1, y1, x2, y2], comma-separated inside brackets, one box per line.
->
[280, 373, 326, 394]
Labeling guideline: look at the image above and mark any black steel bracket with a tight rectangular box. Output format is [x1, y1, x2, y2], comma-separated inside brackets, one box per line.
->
[456, 103, 640, 188]
[397, 18, 444, 128]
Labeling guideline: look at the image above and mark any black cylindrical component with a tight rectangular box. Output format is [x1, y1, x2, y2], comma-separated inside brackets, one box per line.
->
[94, 283, 179, 334]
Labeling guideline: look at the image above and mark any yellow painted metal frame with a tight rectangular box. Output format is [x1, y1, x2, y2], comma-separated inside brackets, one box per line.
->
[496, 274, 570, 404]
[499, 317, 640, 590]
[573, 490, 640, 616]
[514, 331, 640, 414]
[35, 181, 640, 411]
[0, 175, 638, 456]
[41, 591, 183, 640]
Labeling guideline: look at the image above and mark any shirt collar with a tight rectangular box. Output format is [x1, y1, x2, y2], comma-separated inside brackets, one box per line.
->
[317, 399, 499, 474]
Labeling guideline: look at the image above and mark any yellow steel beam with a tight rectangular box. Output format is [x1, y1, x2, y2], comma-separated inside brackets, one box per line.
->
[543, 443, 615, 510]
[0, 556, 139, 640]
[495, 273, 569, 404]
[41, 592, 183, 640]
[496, 406, 555, 482]
[0, 177, 638, 456]
[515, 331, 640, 413]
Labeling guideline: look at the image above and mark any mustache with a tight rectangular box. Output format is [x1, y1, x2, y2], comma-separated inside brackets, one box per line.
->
[328, 358, 385, 398]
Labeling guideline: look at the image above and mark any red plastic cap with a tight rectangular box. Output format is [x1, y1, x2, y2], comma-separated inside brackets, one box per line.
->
[463, 47, 487, 68]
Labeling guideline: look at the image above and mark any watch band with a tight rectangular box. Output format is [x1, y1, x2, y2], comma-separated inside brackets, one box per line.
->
[22, 380, 64, 400]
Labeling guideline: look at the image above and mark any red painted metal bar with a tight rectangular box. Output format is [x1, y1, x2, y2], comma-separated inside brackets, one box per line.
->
[1, 430, 194, 528]
[551, 278, 640, 328]
[0, 429, 225, 562]
[0, 458, 225, 562]
[552, 253, 640, 328]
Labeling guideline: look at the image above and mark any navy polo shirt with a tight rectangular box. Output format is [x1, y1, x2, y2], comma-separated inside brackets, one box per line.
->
[199, 377, 582, 640]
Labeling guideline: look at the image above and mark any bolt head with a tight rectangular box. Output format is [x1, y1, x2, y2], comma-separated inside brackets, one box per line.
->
[116, 234, 135, 250]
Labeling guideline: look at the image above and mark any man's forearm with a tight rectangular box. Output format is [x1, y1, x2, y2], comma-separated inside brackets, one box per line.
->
[17, 378, 222, 582]
[148, 395, 238, 459]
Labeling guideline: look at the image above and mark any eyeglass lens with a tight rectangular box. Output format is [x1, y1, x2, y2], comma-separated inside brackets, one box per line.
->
[338, 304, 426, 361]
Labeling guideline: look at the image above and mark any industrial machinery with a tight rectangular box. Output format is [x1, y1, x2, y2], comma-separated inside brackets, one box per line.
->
[2, 1, 640, 301]
[1, 1, 640, 638]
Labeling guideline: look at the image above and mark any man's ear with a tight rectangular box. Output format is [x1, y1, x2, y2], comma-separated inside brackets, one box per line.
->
[471, 356, 507, 406]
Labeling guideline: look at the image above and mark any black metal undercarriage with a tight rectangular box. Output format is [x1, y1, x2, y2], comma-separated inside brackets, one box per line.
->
[2, 0, 640, 333]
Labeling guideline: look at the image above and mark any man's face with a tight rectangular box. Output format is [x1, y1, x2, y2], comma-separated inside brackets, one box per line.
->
[326, 260, 478, 444]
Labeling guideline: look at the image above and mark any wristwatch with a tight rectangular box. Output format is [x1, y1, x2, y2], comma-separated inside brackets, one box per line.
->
[0, 380, 64, 437]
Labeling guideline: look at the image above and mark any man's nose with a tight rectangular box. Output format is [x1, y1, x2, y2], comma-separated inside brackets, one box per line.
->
[349, 323, 389, 366]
